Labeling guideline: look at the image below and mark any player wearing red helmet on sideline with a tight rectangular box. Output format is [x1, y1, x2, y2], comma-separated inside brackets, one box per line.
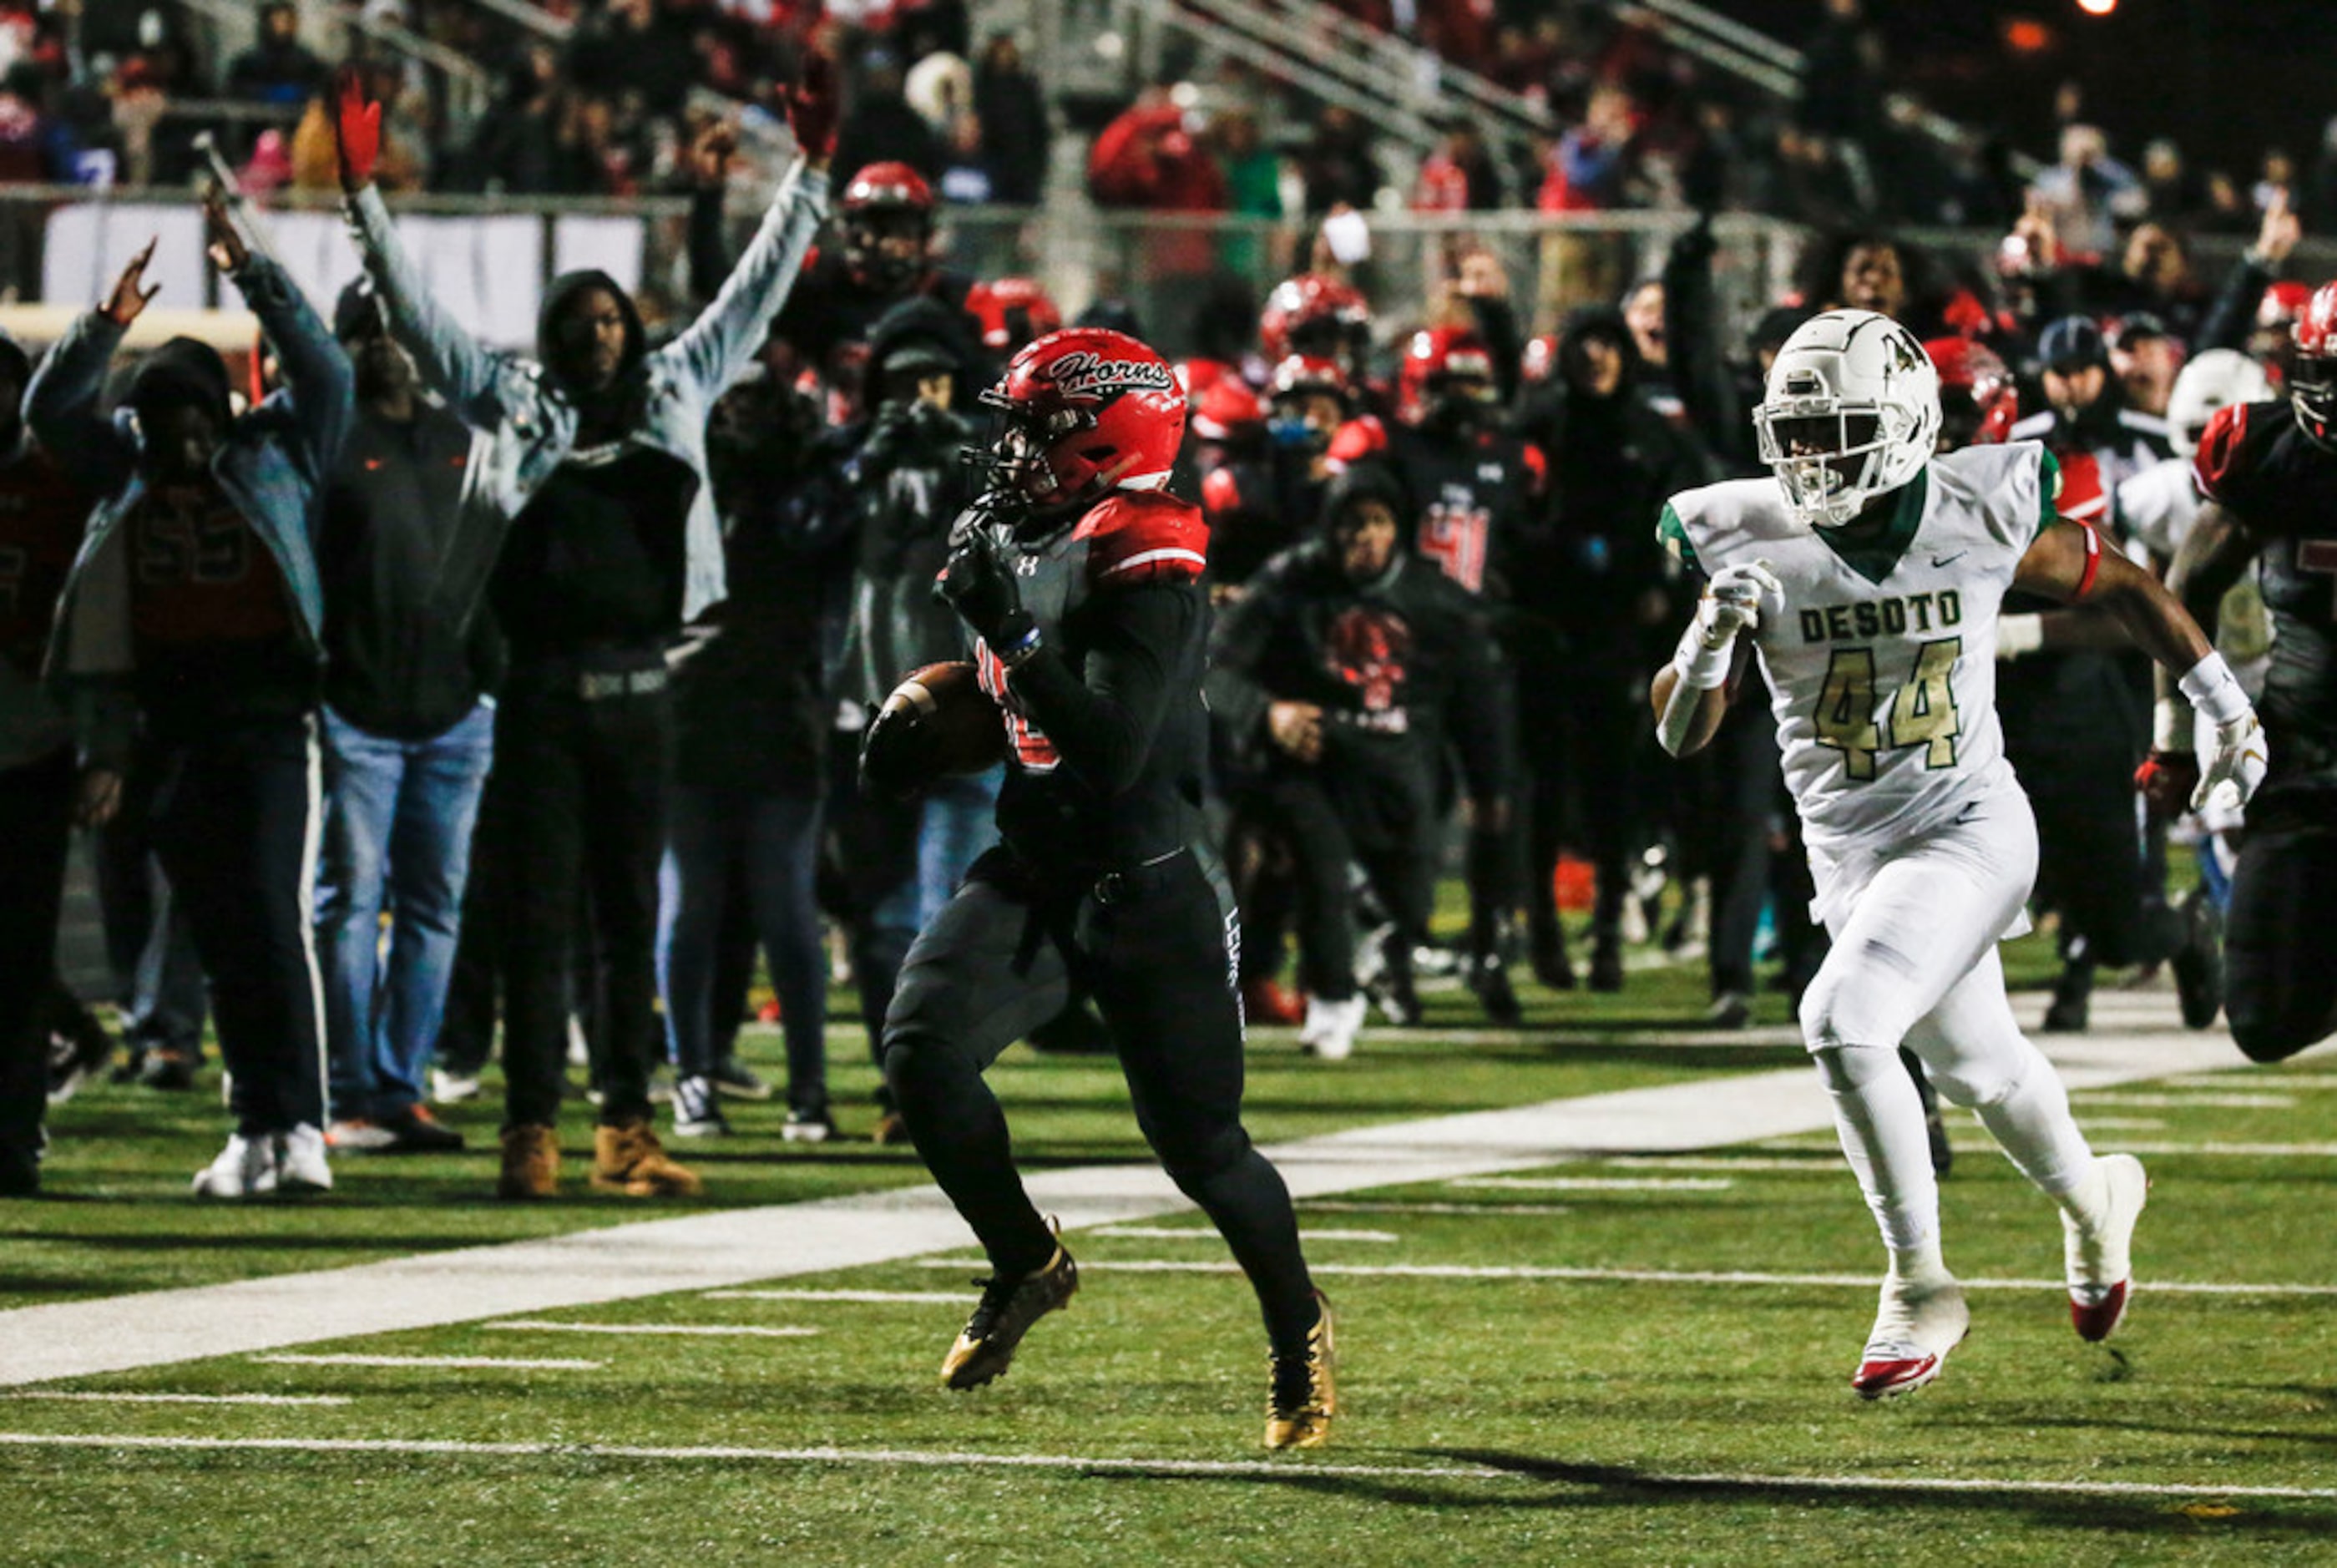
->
[725, 159, 988, 419]
[874, 327, 1333, 1449]
[970, 276, 1063, 356]
[1928, 337, 2019, 450]
[1199, 354, 1352, 593]
[2157, 280, 2337, 1064]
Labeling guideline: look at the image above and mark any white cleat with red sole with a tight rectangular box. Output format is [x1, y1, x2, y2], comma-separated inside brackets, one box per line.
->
[1853, 1272, 1970, 1399]
[2065, 1153, 2147, 1343]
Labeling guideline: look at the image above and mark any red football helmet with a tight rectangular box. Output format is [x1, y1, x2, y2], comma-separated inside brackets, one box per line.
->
[2289, 281, 2337, 449]
[1925, 336, 2018, 449]
[1191, 377, 1266, 445]
[979, 328, 1186, 513]
[1259, 273, 1372, 371]
[979, 276, 1063, 353]
[1398, 327, 1498, 425]
[838, 162, 936, 291]
[2259, 280, 2313, 331]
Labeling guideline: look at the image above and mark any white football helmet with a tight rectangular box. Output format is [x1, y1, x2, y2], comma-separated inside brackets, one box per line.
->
[2165, 347, 2273, 449]
[1754, 310, 1941, 528]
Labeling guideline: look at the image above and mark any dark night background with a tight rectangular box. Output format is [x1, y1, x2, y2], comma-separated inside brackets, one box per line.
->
[1719, 0, 2330, 185]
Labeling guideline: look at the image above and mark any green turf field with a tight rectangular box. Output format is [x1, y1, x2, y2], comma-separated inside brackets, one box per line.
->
[5, 931, 2334, 1566]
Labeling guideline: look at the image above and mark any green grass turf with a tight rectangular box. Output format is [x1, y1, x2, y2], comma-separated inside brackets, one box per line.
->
[10, 919, 2331, 1563]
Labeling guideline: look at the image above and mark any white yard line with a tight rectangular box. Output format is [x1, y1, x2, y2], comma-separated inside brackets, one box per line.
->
[932, 1258, 2337, 1296]
[1452, 1176, 1733, 1191]
[2073, 1093, 2297, 1109]
[0, 1432, 2330, 1505]
[482, 1321, 818, 1338]
[701, 1289, 965, 1305]
[1299, 1201, 1576, 1217]
[7, 1391, 352, 1407]
[250, 1353, 604, 1371]
[0, 1011, 2306, 1388]
[1091, 1226, 1400, 1243]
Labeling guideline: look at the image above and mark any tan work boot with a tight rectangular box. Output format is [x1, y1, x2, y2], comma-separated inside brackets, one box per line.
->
[496, 1124, 560, 1200]
[591, 1118, 703, 1196]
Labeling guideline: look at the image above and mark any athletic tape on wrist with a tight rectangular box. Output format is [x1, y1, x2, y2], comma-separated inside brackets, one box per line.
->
[1672, 623, 1734, 690]
[2178, 651, 2250, 727]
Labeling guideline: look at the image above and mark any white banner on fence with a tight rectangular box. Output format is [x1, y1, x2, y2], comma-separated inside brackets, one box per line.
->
[42, 205, 639, 350]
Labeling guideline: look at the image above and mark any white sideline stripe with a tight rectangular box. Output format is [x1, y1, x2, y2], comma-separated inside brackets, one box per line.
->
[8, 1392, 353, 1407]
[919, 1258, 2337, 1297]
[1453, 1176, 1733, 1191]
[2070, 1118, 2167, 1130]
[1300, 1201, 1575, 1217]
[702, 1290, 965, 1306]
[484, 1320, 818, 1339]
[1091, 1226, 1400, 1243]
[2074, 1093, 2297, 1109]
[0, 1433, 2331, 1505]
[2164, 1073, 2337, 1090]
[0, 1005, 2275, 1387]
[252, 1353, 604, 1371]
[1599, 1156, 1837, 1173]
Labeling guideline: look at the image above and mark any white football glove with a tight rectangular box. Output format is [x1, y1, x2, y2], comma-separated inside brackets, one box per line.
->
[2193, 708, 2269, 815]
[1692, 559, 1783, 651]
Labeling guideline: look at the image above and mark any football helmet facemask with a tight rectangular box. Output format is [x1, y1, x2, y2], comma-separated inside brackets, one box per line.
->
[1755, 310, 1940, 528]
[2288, 281, 2337, 450]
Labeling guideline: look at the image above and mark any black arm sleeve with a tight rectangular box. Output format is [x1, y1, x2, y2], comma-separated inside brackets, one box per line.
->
[686, 183, 732, 309]
[2197, 253, 2272, 357]
[1662, 222, 1748, 468]
[1009, 581, 1201, 796]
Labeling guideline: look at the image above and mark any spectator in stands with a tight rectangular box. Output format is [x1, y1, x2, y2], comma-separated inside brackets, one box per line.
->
[2141, 138, 2195, 223]
[2029, 124, 2143, 258]
[1798, 0, 1884, 203]
[1297, 105, 1378, 216]
[2015, 314, 2173, 493]
[1538, 85, 1635, 212]
[973, 31, 1046, 205]
[1216, 108, 1281, 280]
[834, 48, 940, 184]
[28, 191, 354, 1200]
[338, 58, 835, 1197]
[565, 0, 699, 120]
[0, 326, 94, 1196]
[453, 46, 567, 195]
[1415, 119, 1502, 213]
[312, 281, 498, 1157]
[224, 2, 326, 111]
[2107, 314, 2181, 420]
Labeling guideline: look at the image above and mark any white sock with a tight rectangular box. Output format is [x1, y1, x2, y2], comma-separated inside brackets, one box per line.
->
[1970, 1050, 2098, 1212]
[1816, 1045, 1945, 1277]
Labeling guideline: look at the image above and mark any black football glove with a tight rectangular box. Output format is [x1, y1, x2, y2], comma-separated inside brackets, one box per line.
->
[934, 533, 1039, 657]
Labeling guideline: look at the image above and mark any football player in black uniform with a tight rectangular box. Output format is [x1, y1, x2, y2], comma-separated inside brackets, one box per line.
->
[2153, 281, 2336, 1062]
[1208, 462, 1514, 1060]
[875, 327, 1333, 1448]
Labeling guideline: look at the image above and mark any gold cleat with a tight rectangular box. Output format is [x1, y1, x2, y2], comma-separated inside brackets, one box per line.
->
[1264, 1291, 1336, 1449]
[589, 1119, 704, 1197]
[940, 1242, 1079, 1390]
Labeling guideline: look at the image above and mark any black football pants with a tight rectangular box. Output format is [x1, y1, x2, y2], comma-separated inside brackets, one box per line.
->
[2224, 778, 2337, 1063]
[881, 845, 1321, 1355]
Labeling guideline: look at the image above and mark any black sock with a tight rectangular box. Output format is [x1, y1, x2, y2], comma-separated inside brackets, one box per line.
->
[1179, 1146, 1320, 1358]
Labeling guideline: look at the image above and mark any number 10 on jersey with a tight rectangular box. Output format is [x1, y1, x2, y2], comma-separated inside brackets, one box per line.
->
[1814, 637, 1963, 780]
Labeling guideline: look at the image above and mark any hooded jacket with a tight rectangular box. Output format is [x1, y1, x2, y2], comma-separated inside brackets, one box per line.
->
[344, 161, 827, 630]
[0, 326, 94, 771]
[26, 252, 355, 761]
[1510, 305, 1712, 630]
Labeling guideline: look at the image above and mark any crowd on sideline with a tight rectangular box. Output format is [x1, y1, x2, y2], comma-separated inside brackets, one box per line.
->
[2, 24, 2324, 1201]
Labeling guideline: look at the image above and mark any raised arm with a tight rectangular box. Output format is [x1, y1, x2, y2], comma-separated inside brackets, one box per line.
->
[207, 184, 353, 482]
[336, 73, 503, 422]
[23, 242, 148, 492]
[662, 53, 837, 397]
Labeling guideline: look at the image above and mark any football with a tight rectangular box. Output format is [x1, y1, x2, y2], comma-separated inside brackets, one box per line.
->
[859, 660, 1009, 796]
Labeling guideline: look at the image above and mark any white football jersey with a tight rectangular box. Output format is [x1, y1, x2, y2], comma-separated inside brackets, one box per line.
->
[1661, 442, 2058, 851]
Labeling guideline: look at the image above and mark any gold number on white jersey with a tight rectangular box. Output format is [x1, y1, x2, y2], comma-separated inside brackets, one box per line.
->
[1813, 637, 1962, 781]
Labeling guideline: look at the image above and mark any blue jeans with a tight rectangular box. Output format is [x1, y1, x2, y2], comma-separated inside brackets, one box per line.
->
[316, 701, 496, 1120]
[659, 787, 828, 1109]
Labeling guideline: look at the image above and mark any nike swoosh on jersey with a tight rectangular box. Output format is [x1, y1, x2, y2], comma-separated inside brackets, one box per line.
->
[1930, 551, 1968, 567]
